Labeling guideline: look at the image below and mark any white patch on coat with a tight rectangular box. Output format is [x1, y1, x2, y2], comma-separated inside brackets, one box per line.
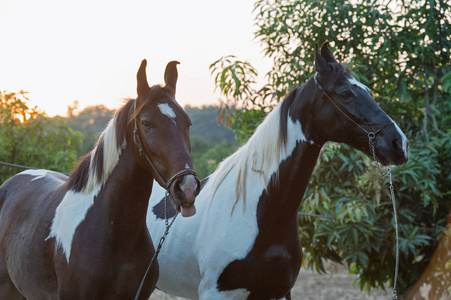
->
[45, 112, 126, 263]
[46, 185, 101, 262]
[346, 74, 370, 92]
[158, 103, 177, 124]
[20, 169, 50, 181]
[146, 102, 309, 299]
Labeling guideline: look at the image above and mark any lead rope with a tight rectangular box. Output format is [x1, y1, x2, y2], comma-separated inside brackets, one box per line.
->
[134, 191, 179, 300]
[369, 133, 399, 300]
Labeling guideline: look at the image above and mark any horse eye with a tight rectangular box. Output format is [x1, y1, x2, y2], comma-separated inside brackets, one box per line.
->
[142, 120, 152, 128]
[339, 91, 353, 99]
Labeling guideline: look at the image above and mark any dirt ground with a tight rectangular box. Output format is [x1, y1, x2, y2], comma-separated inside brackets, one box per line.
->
[149, 262, 391, 300]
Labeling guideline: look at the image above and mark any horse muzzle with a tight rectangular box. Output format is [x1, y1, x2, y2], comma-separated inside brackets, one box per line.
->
[168, 173, 200, 217]
[375, 135, 409, 166]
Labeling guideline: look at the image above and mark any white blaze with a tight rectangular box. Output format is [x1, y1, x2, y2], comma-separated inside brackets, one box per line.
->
[158, 103, 177, 124]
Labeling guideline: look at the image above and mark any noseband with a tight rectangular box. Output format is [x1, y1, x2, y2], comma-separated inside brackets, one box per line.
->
[313, 73, 394, 139]
[132, 100, 200, 191]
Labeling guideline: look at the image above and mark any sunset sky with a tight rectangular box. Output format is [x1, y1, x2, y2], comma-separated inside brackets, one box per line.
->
[0, 0, 272, 116]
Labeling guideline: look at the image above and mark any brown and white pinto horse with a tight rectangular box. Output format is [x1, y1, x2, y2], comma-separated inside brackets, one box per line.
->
[0, 60, 199, 299]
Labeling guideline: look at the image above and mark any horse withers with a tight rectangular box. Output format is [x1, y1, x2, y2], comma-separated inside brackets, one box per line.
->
[146, 43, 409, 299]
[0, 60, 199, 299]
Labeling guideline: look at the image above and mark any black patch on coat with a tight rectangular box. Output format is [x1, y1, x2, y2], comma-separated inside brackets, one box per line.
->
[152, 195, 178, 220]
[152, 177, 209, 220]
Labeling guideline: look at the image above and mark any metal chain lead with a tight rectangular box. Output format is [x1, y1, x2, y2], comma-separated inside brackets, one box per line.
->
[134, 191, 179, 300]
[164, 191, 179, 234]
[369, 133, 399, 300]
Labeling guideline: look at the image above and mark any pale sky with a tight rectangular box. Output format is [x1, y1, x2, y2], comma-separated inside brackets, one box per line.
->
[0, 0, 272, 116]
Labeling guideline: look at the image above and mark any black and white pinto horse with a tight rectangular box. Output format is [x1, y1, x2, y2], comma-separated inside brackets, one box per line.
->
[0, 60, 199, 299]
[146, 43, 409, 299]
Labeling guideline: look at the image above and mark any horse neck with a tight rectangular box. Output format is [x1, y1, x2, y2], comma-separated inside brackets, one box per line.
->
[100, 145, 154, 236]
[265, 142, 321, 220]
[259, 83, 322, 222]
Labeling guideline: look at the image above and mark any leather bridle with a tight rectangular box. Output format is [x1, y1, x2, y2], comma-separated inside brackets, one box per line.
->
[132, 99, 200, 191]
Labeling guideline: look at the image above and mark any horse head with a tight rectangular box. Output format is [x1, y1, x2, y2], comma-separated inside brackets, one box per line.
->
[309, 42, 409, 166]
[133, 60, 199, 217]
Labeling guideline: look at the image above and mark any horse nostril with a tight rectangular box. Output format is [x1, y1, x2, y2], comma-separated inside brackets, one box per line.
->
[392, 138, 401, 152]
[173, 181, 184, 200]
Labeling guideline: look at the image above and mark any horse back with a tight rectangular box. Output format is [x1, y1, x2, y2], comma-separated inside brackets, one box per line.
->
[0, 170, 67, 226]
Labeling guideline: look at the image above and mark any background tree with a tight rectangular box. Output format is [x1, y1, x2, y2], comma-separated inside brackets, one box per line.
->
[210, 0, 451, 296]
[186, 105, 238, 178]
[0, 91, 83, 183]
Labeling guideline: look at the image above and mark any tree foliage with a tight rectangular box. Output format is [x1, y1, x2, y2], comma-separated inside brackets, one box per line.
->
[185, 105, 236, 144]
[0, 91, 82, 183]
[190, 136, 238, 179]
[210, 0, 451, 296]
[210, 56, 269, 144]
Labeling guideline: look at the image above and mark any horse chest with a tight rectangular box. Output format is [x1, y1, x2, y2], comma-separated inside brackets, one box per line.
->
[216, 230, 301, 299]
[215, 195, 302, 299]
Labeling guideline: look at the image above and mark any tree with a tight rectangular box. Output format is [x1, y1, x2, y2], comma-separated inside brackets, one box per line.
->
[185, 105, 236, 143]
[210, 0, 451, 296]
[190, 136, 238, 179]
[0, 91, 83, 183]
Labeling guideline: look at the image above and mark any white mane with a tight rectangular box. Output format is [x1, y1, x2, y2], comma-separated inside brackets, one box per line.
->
[208, 103, 306, 212]
[82, 117, 126, 194]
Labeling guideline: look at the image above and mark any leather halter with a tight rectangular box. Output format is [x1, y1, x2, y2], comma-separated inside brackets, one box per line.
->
[314, 72, 394, 137]
[132, 99, 200, 191]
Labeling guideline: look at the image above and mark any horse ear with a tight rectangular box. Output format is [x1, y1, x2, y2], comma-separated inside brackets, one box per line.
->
[137, 59, 150, 98]
[320, 42, 338, 64]
[314, 43, 328, 74]
[164, 61, 180, 94]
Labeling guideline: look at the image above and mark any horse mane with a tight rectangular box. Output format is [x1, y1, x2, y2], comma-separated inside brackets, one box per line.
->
[66, 85, 169, 194]
[66, 100, 132, 194]
[208, 89, 299, 213]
